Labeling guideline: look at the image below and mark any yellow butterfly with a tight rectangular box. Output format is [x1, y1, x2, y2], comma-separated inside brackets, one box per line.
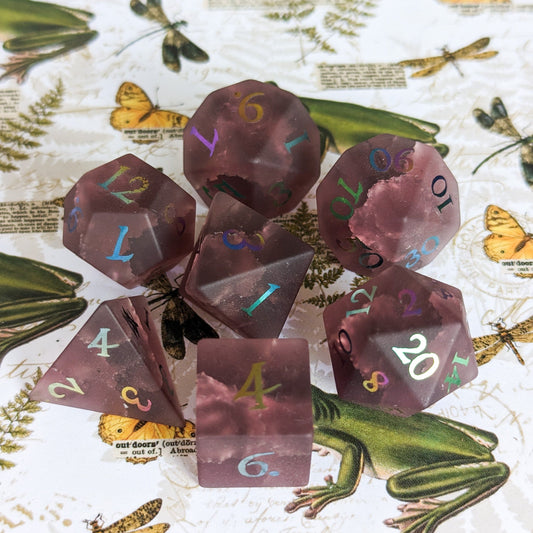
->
[110, 82, 188, 143]
[483, 205, 533, 278]
[98, 413, 195, 464]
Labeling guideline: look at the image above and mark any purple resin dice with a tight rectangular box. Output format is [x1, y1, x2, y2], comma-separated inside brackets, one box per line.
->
[63, 154, 196, 288]
[196, 338, 313, 487]
[317, 134, 460, 276]
[180, 193, 314, 338]
[183, 79, 321, 218]
[323, 266, 477, 416]
[30, 296, 184, 426]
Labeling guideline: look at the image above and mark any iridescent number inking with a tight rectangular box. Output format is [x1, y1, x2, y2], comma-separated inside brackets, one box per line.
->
[233, 361, 281, 409]
[222, 229, 265, 251]
[202, 179, 244, 200]
[398, 289, 422, 316]
[362, 371, 389, 392]
[98, 166, 149, 204]
[241, 283, 280, 316]
[237, 92, 264, 123]
[369, 147, 414, 173]
[268, 181, 292, 207]
[87, 328, 119, 357]
[404, 235, 440, 268]
[67, 196, 82, 232]
[444, 352, 470, 392]
[336, 238, 384, 270]
[392, 333, 440, 381]
[330, 178, 363, 220]
[238, 452, 279, 478]
[285, 131, 310, 153]
[431, 175, 453, 212]
[191, 126, 219, 156]
[121, 386, 152, 412]
[48, 377, 85, 399]
[346, 286, 377, 317]
[106, 225, 134, 262]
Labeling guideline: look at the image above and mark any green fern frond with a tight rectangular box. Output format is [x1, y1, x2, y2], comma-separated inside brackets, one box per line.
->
[0, 368, 42, 469]
[0, 80, 64, 173]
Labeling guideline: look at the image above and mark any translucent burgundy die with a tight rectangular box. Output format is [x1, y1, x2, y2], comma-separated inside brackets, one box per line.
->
[30, 296, 184, 426]
[317, 134, 460, 276]
[180, 193, 314, 338]
[63, 153, 196, 288]
[196, 338, 313, 487]
[182, 79, 321, 218]
[323, 266, 478, 416]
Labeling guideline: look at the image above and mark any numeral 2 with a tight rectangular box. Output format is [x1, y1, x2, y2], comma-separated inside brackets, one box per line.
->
[48, 377, 85, 399]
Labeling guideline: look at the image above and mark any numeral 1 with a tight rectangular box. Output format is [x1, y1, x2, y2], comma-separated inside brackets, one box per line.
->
[48, 378, 85, 399]
[233, 361, 281, 409]
[191, 126, 219, 157]
[241, 283, 280, 316]
[87, 328, 119, 357]
[106, 225, 134, 262]
[431, 175, 453, 212]
[285, 130, 310, 153]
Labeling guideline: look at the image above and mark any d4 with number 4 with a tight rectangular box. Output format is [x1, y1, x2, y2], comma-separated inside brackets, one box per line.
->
[196, 338, 313, 487]
[63, 154, 196, 288]
[323, 266, 477, 416]
[30, 296, 184, 426]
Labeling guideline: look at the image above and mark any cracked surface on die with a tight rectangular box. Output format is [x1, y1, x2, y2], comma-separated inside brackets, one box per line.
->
[181, 193, 314, 338]
[183, 79, 321, 218]
[63, 153, 196, 288]
[317, 134, 460, 276]
[323, 266, 478, 416]
[30, 296, 184, 426]
[196, 338, 313, 487]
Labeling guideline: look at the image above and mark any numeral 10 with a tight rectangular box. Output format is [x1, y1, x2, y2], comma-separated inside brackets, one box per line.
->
[432, 175, 453, 212]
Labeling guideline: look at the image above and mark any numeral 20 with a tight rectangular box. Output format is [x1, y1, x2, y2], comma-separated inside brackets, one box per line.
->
[392, 333, 440, 381]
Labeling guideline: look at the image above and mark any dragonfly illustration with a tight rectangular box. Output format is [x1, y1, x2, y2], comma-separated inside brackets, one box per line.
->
[146, 274, 218, 360]
[473, 97, 533, 186]
[398, 37, 498, 77]
[120, 0, 209, 72]
[472, 316, 533, 366]
[85, 498, 169, 532]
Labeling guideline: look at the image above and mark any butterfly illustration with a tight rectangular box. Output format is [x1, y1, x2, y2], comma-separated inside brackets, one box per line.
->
[482, 205, 533, 278]
[473, 97, 533, 186]
[125, 0, 209, 73]
[85, 498, 169, 532]
[110, 82, 188, 143]
[472, 316, 533, 365]
[98, 413, 195, 464]
[398, 37, 498, 77]
[145, 275, 219, 360]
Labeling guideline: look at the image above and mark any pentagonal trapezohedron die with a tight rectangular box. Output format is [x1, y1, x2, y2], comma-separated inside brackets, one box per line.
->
[63, 153, 195, 288]
[323, 266, 477, 416]
[183, 79, 321, 218]
[317, 134, 460, 276]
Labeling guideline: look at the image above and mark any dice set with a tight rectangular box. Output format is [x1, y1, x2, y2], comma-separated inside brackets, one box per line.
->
[33, 80, 477, 488]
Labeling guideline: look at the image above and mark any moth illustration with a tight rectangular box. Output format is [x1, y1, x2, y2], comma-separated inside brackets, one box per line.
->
[85, 498, 169, 532]
[472, 316, 533, 365]
[473, 97, 533, 186]
[145, 275, 218, 360]
[398, 37, 497, 77]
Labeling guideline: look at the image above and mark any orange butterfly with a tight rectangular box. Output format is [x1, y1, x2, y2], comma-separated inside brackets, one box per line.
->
[483, 205, 533, 278]
[110, 82, 188, 143]
[98, 413, 195, 464]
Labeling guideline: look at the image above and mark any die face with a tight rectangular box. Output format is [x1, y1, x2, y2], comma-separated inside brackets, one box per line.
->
[183, 79, 321, 218]
[63, 153, 195, 288]
[30, 296, 184, 426]
[317, 134, 460, 276]
[323, 266, 477, 416]
[181, 193, 314, 338]
[196, 338, 313, 487]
